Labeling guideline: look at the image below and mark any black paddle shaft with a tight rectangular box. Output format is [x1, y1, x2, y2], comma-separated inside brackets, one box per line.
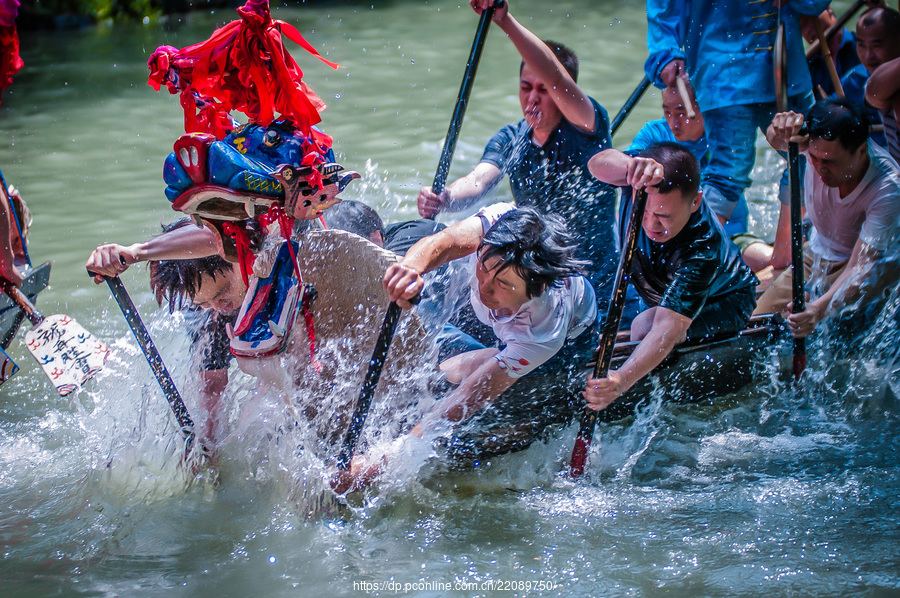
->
[103, 275, 201, 454]
[788, 141, 806, 378]
[569, 188, 648, 478]
[336, 301, 404, 469]
[431, 0, 502, 195]
[610, 75, 651, 140]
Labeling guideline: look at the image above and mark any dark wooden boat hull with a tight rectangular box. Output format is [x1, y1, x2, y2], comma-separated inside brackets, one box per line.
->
[443, 314, 786, 467]
[0, 261, 51, 349]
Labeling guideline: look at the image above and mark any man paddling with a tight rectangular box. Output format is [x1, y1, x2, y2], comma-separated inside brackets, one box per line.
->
[754, 98, 900, 337]
[331, 205, 598, 493]
[87, 220, 244, 446]
[583, 142, 757, 411]
[417, 0, 617, 296]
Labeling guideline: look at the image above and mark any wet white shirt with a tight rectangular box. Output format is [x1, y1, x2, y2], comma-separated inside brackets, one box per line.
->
[806, 141, 900, 262]
[468, 203, 597, 378]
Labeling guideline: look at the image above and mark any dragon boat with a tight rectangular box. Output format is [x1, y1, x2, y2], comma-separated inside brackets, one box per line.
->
[141, 0, 788, 468]
[281, 226, 787, 469]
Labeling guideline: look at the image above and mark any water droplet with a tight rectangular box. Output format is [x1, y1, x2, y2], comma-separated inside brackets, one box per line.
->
[335, 94, 342, 99]
[410, 59, 415, 65]
[268, 556, 277, 564]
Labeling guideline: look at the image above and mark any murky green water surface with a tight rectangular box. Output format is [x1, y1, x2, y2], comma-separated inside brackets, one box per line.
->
[2, 1, 899, 596]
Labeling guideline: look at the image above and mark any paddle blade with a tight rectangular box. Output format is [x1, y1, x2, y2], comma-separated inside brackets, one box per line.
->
[0, 345, 19, 383]
[568, 434, 590, 479]
[24, 314, 110, 396]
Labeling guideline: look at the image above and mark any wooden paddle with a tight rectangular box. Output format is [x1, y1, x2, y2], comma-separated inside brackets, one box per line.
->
[569, 188, 648, 479]
[611, 75, 652, 139]
[0, 281, 109, 396]
[430, 0, 501, 198]
[788, 138, 806, 380]
[805, 0, 867, 59]
[774, 21, 807, 381]
[813, 19, 845, 98]
[335, 2, 501, 470]
[336, 300, 407, 469]
[98, 274, 206, 462]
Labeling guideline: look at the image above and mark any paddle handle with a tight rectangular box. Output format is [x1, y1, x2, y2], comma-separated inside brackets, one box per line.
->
[99, 273, 202, 456]
[805, 0, 866, 59]
[569, 188, 648, 478]
[1, 280, 43, 327]
[336, 301, 405, 469]
[813, 19, 845, 98]
[788, 141, 806, 379]
[610, 76, 651, 139]
[431, 1, 501, 195]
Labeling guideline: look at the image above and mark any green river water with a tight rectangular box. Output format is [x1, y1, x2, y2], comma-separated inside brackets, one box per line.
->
[2, 0, 900, 596]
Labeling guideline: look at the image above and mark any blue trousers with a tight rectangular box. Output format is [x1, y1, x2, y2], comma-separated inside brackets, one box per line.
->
[702, 92, 814, 236]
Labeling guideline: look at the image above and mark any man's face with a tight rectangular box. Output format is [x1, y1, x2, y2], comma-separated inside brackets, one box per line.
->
[807, 137, 868, 189]
[474, 252, 532, 315]
[519, 63, 564, 134]
[642, 189, 701, 243]
[856, 18, 900, 74]
[192, 268, 247, 315]
[662, 87, 704, 142]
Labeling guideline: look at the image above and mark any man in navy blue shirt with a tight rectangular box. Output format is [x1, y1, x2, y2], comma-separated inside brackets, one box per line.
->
[417, 0, 617, 296]
[582, 142, 757, 410]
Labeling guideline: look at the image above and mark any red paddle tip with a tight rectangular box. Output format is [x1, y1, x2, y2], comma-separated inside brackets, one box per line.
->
[568, 436, 590, 479]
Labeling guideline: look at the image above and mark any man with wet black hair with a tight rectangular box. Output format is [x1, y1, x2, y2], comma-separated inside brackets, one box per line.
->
[331, 204, 598, 492]
[582, 141, 757, 411]
[416, 0, 617, 297]
[755, 98, 900, 338]
[87, 219, 245, 446]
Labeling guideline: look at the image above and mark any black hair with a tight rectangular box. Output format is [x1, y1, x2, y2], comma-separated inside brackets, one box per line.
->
[639, 141, 701, 199]
[477, 207, 586, 299]
[321, 199, 385, 240]
[520, 39, 579, 82]
[806, 97, 869, 151]
[859, 7, 900, 38]
[148, 218, 234, 312]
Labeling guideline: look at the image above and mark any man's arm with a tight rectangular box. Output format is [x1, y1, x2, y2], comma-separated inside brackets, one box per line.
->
[417, 162, 502, 218]
[584, 307, 692, 410]
[787, 237, 878, 337]
[86, 224, 220, 283]
[0, 185, 22, 286]
[384, 214, 485, 307]
[412, 356, 517, 437]
[588, 149, 665, 188]
[644, 0, 688, 88]
[865, 56, 900, 112]
[473, 0, 597, 133]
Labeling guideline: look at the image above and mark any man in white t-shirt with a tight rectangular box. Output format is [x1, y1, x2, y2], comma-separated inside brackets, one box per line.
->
[331, 204, 597, 493]
[755, 98, 900, 337]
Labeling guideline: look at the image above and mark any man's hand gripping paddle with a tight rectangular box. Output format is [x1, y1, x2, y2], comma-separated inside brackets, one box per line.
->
[0, 280, 109, 396]
[569, 188, 648, 479]
[334, 2, 502, 474]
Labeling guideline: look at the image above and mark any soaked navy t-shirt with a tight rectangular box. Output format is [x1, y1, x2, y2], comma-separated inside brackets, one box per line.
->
[480, 97, 617, 294]
[619, 192, 757, 320]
